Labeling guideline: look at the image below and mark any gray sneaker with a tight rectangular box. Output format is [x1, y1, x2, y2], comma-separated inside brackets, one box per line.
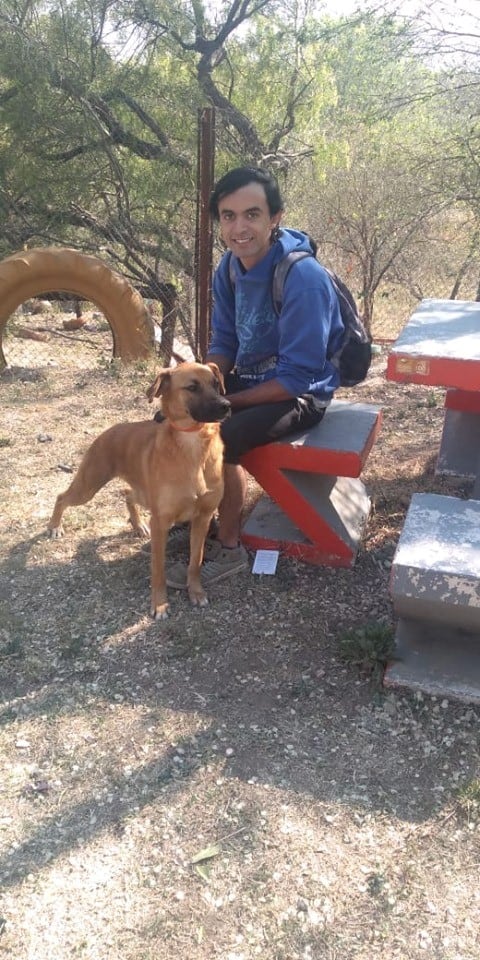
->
[166, 544, 249, 590]
[203, 536, 222, 561]
[142, 525, 220, 559]
[168, 518, 220, 552]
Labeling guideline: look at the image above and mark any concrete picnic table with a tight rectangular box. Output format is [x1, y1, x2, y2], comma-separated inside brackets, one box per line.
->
[386, 298, 480, 497]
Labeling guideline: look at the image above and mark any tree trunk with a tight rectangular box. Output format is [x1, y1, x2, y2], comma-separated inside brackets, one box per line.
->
[361, 291, 373, 337]
[449, 231, 479, 299]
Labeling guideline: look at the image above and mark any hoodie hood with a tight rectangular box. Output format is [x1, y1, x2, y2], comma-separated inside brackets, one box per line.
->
[227, 227, 315, 286]
[274, 228, 315, 260]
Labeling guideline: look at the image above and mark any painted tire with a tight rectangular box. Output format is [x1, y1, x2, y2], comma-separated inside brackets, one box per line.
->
[0, 247, 154, 369]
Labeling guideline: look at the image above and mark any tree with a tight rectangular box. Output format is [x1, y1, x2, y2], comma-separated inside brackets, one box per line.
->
[286, 10, 480, 328]
[1, 0, 479, 346]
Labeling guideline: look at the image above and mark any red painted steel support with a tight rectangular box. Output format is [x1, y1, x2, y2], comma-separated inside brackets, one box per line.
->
[444, 389, 480, 414]
[240, 404, 382, 567]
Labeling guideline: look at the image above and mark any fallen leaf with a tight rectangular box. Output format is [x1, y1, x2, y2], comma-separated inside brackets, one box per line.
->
[191, 843, 221, 864]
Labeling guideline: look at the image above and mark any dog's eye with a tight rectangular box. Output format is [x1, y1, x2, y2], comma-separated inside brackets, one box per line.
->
[185, 381, 199, 392]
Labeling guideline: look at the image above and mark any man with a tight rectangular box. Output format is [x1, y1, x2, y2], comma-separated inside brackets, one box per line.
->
[168, 165, 345, 587]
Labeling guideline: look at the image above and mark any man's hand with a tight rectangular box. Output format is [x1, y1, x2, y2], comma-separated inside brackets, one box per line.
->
[205, 353, 233, 378]
[227, 378, 293, 410]
[205, 354, 294, 409]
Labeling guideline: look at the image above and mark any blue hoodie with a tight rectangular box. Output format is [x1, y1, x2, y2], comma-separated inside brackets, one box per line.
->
[208, 228, 345, 400]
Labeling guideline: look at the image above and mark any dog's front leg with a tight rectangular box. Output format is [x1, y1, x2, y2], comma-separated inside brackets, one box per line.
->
[149, 512, 170, 619]
[188, 513, 212, 607]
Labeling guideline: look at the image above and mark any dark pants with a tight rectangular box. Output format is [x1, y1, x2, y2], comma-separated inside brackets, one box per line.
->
[221, 374, 327, 465]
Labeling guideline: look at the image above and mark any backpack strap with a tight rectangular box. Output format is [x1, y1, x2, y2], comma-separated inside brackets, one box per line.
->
[271, 250, 313, 315]
[324, 267, 361, 323]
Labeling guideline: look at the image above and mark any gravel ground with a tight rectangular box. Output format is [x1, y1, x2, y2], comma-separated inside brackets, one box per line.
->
[0, 313, 479, 960]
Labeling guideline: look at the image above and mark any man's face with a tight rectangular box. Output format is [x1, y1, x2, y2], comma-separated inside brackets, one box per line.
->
[217, 182, 282, 270]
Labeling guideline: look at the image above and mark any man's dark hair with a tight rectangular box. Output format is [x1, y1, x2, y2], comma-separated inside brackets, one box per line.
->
[209, 166, 284, 219]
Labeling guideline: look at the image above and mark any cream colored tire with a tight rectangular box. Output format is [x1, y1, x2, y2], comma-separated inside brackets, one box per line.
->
[0, 247, 154, 369]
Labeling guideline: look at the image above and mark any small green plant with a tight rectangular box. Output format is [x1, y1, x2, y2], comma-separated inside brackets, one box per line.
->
[338, 622, 395, 677]
[425, 390, 438, 408]
[133, 358, 152, 375]
[59, 633, 85, 659]
[96, 355, 122, 378]
[0, 634, 23, 658]
[367, 871, 387, 896]
[455, 778, 480, 824]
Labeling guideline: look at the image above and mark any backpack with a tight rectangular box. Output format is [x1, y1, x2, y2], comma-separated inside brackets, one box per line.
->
[227, 245, 372, 388]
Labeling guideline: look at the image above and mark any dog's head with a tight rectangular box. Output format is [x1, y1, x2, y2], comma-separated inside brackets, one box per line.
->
[147, 361, 231, 425]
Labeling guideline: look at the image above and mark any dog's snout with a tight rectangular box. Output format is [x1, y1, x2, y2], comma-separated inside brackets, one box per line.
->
[219, 398, 231, 421]
[189, 391, 231, 424]
[211, 395, 231, 422]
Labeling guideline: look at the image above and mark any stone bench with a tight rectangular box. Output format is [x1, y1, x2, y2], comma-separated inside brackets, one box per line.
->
[385, 492, 480, 702]
[240, 399, 382, 567]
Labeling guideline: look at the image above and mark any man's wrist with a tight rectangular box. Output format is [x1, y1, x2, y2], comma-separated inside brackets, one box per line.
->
[205, 354, 233, 377]
[227, 379, 293, 409]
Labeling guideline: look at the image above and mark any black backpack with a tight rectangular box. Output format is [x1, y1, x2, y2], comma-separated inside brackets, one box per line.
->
[228, 246, 372, 388]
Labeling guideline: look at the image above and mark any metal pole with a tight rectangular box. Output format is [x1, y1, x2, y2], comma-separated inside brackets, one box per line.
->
[195, 107, 215, 361]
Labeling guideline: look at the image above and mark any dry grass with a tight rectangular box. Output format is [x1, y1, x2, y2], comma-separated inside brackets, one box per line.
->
[0, 308, 479, 960]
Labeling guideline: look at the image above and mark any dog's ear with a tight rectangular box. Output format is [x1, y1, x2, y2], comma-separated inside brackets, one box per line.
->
[146, 368, 171, 402]
[207, 362, 226, 395]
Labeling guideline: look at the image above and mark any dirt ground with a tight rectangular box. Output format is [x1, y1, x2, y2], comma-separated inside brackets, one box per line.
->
[0, 310, 479, 960]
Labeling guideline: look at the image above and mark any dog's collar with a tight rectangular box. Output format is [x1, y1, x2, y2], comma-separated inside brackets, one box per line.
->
[168, 419, 204, 433]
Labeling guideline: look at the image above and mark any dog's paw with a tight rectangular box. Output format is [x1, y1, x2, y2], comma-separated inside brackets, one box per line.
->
[152, 602, 170, 620]
[48, 525, 64, 540]
[189, 589, 209, 608]
[130, 520, 150, 538]
[136, 526, 150, 539]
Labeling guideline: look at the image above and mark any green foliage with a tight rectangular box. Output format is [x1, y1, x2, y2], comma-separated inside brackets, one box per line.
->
[454, 778, 480, 824]
[0, 0, 479, 320]
[338, 622, 395, 677]
[217, 16, 337, 150]
[285, 11, 475, 328]
[0, 0, 198, 272]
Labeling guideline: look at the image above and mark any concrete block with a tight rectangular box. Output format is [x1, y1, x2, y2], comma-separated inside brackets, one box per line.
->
[242, 474, 370, 566]
[390, 493, 480, 632]
[384, 618, 480, 703]
[436, 409, 480, 482]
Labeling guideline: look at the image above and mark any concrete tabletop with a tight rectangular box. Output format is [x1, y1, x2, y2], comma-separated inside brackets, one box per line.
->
[392, 299, 480, 359]
[387, 299, 480, 389]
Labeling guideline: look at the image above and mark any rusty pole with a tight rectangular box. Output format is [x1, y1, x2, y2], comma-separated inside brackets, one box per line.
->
[194, 107, 216, 361]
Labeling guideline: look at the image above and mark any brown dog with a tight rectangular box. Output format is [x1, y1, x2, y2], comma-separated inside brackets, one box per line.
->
[48, 362, 230, 619]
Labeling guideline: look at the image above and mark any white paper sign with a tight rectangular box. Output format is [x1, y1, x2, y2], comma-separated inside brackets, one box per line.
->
[252, 550, 279, 575]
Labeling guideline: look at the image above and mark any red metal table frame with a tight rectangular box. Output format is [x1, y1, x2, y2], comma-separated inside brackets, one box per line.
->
[240, 400, 382, 567]
[386, 298, 480, 495]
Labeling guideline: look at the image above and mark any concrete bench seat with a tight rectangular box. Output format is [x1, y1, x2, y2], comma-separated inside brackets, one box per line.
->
[385, 492, 480, 702]
[240, 399, 382, 567]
